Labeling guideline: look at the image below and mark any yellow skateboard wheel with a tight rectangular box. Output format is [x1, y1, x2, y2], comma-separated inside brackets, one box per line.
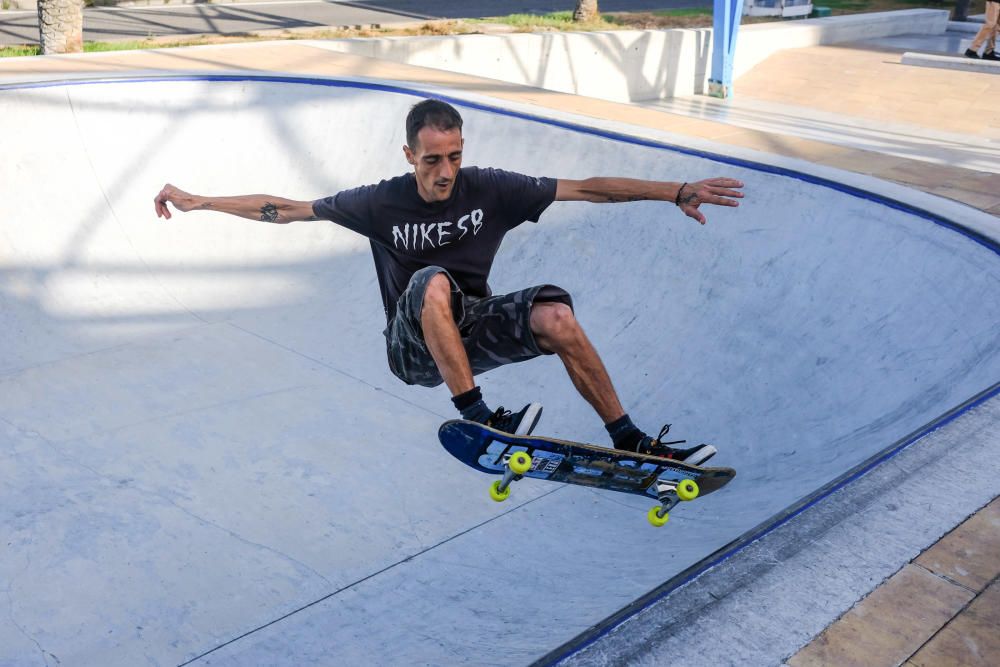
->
[677, 479, 700, 502]
[509, 451, 532, 475]
[647, 506, 669, 527]
[490, 480, 511, 502]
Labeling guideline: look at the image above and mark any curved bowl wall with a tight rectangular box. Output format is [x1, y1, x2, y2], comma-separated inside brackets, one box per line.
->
[1, 77, 998, 665]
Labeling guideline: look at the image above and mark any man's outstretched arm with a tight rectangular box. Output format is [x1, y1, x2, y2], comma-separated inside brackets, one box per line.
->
[555, 177, 744, 225]
[154, 183, 317, 224]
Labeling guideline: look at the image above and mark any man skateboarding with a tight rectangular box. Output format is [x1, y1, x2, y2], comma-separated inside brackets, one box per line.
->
[154, 99, 744, 464]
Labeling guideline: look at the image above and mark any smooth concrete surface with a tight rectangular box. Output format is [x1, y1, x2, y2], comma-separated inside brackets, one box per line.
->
[2, 75, 1000, 666]
[312, 9, 950, 102]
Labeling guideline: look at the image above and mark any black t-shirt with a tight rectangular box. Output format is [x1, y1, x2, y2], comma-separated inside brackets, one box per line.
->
[312, 167, 558, 321]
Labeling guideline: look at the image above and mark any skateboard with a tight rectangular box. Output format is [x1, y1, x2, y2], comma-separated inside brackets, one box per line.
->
[438, 420, 736, 527]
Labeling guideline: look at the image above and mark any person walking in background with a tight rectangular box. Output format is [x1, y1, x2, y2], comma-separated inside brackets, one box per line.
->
[965, 0, 1000, 60]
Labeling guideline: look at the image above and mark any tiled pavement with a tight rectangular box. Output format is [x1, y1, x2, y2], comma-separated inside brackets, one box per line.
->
[789, 498, 1000, 667]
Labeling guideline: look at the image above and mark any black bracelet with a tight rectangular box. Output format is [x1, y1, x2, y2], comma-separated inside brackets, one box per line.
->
[675, 182, 687, 206]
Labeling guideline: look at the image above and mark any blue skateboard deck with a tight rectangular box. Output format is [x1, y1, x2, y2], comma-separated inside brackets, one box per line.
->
[438, 420, 735, 501]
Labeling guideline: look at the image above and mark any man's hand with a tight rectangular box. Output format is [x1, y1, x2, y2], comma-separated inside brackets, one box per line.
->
[676, 178, 744, 225]
[554, 176, 744, 225]
[154, 183, 198, 220]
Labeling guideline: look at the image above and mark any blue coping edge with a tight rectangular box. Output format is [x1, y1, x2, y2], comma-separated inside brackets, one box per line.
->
[6, 74, 999, 664]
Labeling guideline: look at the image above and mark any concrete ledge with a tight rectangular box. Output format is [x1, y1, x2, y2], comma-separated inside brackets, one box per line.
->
[948, 20, 985, 34]
[313, 9, 950, 102]
[902, 51, 1000, 74]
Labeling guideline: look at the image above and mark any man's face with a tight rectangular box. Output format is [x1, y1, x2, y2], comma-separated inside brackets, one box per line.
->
[403, 126, 464, 203]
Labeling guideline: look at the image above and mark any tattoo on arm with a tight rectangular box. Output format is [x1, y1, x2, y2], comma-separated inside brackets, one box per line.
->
[679, 191, 698, 207]
[604, 194, 646, 203]
[259, 202, 279, 223]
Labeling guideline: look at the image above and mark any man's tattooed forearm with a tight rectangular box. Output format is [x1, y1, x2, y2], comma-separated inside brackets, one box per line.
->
[259, 202, 279, 223]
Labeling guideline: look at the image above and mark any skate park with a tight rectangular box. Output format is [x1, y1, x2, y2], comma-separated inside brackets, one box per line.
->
[1, 5, 999, 666]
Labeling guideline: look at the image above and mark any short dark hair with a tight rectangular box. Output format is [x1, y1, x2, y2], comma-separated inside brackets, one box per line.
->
[406, 99, 463, 149]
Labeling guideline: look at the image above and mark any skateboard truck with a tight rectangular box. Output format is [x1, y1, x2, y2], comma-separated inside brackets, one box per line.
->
[648, 478, 700, 527]
[490, 451, 533, 502]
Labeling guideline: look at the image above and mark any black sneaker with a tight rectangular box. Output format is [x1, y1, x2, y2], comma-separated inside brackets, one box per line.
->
[983, 51, 1000, 61]
[965, 48, 980, 59]
[484, 403, 543, 436]
[634, 424, 717, 466]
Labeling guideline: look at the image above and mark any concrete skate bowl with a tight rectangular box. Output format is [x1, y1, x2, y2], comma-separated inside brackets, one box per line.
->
[1, 75, 999, 666]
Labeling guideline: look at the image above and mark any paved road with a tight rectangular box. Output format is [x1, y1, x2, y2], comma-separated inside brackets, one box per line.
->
[0, 1, 710, 47]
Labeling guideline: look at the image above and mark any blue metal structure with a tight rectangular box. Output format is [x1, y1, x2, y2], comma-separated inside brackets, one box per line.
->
[710, 0, 745, 98]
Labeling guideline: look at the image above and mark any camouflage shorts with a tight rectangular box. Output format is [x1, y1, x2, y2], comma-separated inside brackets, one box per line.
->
[384, 265, 574, 388]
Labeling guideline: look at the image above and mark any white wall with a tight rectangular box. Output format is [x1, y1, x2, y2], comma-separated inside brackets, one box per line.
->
[312, 9, 949, 101]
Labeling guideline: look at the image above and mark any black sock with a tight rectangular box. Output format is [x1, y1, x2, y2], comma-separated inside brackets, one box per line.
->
[606, 414, 644, 451]
[452, 386, 492, 423]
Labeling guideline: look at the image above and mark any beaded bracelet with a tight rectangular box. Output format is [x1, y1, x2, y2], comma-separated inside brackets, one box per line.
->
[674, 182, 688, 206]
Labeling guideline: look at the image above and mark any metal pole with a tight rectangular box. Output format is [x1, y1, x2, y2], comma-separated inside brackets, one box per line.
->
[709, 0, 746, 98]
